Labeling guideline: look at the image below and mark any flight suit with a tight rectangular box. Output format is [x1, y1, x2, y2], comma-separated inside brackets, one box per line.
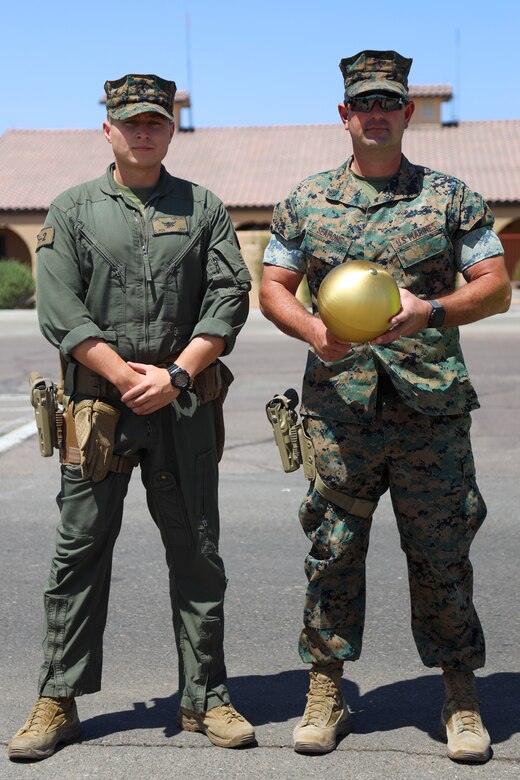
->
[35, 164, 251, 712]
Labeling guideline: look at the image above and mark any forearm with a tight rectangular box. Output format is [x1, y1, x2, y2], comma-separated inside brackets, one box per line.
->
[71, 339, 138, 393]
[438, 259, 512, 327]
[175, 335, 226, 377]
[259, 275, 318, 345]
[374, 255, 512, 345]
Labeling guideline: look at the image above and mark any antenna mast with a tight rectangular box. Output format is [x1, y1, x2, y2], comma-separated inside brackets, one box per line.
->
[453, 28, 460, 123]
[186, 13, 194, 129]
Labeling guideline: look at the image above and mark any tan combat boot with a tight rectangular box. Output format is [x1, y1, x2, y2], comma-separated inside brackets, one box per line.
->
[440, 670, 491, 763]
[293, 665, 352, 753]
[8, 696, 80, 761]
[178, 702, 255, 748]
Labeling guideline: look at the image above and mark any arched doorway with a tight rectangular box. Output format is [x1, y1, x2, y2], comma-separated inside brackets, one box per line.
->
[0, 227, 32, 267]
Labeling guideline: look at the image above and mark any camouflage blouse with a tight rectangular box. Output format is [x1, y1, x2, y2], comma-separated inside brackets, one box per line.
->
[265, 155, 503, 423]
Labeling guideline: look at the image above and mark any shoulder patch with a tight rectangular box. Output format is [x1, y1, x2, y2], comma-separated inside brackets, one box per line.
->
[152, 216, 188, 235]
[36, 227, 55, 250]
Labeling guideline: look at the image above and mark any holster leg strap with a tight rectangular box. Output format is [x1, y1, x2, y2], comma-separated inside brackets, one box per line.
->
[109, 454, 135, 475]
[62, 448, 134, 476]
[314, 471, 377, 519]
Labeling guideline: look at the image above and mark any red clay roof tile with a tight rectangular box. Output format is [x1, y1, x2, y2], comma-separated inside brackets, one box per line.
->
[0, 120, 518, 212]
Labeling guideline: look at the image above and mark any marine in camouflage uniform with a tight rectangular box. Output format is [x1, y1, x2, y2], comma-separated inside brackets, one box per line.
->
[260, 50, 511, 760]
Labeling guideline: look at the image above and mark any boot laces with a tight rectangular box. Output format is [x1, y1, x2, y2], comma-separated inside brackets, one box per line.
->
[301, 673, 341, 726]
[212, 704, 245, 723]
[450, 708, 483, 735]
[25, 697, 60, 733]
[448, 701, 482, 735]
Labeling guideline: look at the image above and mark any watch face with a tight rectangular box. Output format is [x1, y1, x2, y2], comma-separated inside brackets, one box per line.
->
[168, 365, 190, 390]
[429, 302, 445, 328]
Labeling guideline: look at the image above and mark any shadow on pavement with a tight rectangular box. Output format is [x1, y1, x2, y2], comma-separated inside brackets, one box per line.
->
[78, 670, 520, 745]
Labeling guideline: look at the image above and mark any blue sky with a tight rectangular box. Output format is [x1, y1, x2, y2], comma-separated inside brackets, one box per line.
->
[2, 0, 517, 134]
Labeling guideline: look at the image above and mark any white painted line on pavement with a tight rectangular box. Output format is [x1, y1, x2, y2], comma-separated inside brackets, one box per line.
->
[0, 420, 37, 454]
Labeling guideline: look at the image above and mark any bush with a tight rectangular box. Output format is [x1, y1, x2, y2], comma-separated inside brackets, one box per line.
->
[0, 259, 35, 309]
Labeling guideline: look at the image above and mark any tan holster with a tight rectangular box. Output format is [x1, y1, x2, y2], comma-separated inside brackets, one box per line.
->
[61, 401, 134, 477]
[266, 389, 377, 519]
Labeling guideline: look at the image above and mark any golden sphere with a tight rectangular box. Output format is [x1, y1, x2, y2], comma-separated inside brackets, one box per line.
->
[317, 260, 401, 342]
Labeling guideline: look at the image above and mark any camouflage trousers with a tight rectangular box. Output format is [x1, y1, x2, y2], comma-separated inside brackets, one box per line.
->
[298, 382, 487, 671]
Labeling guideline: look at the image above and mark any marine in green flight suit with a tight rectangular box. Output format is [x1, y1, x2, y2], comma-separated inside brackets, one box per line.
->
[8, 73, 255, 762]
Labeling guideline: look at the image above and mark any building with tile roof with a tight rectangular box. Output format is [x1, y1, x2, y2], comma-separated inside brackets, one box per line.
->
[1, 87, 519, 305]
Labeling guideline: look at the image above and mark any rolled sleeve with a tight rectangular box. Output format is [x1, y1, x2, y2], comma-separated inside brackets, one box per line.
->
[455, 227, 504, 273]
[191, 316, 236, 345]
[450, 184, 503, 273]
[59, 323, 107, 361]
[263, 234, 306, 273]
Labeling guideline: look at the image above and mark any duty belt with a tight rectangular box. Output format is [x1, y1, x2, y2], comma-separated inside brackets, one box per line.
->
[74, 364, 121, 399]
[74, 358, 180, 400]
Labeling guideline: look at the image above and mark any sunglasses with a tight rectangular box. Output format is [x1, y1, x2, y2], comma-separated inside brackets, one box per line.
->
[346, 94, 407, 113]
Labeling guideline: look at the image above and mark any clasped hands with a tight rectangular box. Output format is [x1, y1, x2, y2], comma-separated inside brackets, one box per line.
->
[120, 362, 179, 415]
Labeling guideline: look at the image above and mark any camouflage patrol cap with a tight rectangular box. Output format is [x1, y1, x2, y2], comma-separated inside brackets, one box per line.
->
[339, 50, 412, 99]
[104, 74, 176, 121]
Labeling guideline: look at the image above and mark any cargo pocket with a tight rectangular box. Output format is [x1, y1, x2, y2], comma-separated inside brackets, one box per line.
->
[199, 616, 224, 665]
[149, 470, 195, 550]
[457, 454, 487, 558]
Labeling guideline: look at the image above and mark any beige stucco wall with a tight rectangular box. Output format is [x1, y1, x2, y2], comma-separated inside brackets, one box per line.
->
[409, 96, 444, 126]
[235, 229, 271, 307]
[228, 207, 272, 229]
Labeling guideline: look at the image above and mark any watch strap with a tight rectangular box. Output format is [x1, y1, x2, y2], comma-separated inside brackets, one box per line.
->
[427, 299, 445, 328]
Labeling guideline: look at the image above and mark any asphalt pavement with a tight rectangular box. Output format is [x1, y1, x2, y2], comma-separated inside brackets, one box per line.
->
[0, 298, 519, 779]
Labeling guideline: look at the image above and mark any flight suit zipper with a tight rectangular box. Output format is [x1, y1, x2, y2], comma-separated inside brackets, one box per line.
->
[136, 210, 152, 361]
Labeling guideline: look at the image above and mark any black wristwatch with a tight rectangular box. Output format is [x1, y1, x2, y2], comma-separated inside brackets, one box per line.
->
[427, 299, 446, 328]
[167, 363, 191, 391]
